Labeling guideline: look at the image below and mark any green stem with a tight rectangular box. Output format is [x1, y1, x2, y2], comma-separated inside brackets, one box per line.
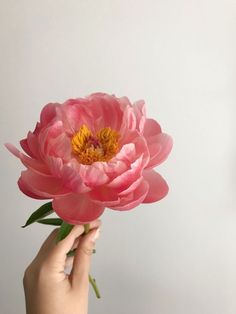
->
[89, 275, 101, 298]
[84, 223, 101, 299]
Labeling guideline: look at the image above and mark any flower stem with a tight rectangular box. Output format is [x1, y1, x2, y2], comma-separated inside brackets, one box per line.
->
[84, 223, 101, 299]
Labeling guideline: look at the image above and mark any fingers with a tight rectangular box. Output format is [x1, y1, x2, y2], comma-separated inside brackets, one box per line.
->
[70, 226, 101, 290]
[50, 220, 101, 265]
[35, 219, 101, 270]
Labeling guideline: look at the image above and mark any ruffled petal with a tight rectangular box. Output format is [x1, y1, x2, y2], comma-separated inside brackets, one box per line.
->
[109, 179, 149, 210]
[52, 193, 105, 224]
[79, 162, 110, 187]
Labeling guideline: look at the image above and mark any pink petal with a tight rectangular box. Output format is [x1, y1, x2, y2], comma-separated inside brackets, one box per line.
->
[4, 143, 50, 174]
[61, 99, 94, 134]
[142, 170, 169, 203]
[52, 193, 105, 224]
[20, 169, 69, 198]
[133, 100, 146, 133]
[61, 165, 91, 193]
[107, 155, 144, 191]
[145, 133, 173, 169]
[20, 138, 34, 158]
[86, 93, 124, 132]
[26, 125, 42, 159]
[120, 105, 136, 132]
[102, 159, 128, 180]
[118, 130, 150, 168]
[79, 163, 109, 187]
[143, 118, 162, 137]
[18, 177, 47, 199]
[109, 179, 149, 210]
[40, 103, 60, 127]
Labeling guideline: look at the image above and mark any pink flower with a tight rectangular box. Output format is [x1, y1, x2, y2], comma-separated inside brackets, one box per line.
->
[5, 93, 173, 224]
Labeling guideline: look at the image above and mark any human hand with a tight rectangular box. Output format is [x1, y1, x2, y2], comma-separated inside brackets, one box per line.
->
[23, 219, 101, 314]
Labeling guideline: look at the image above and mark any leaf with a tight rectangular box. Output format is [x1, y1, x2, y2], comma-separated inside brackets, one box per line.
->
[66, 248, 96, 257]
[56, 221, 74, 243]
[37, 218, 63, 226]
[21, 202, 53, 228]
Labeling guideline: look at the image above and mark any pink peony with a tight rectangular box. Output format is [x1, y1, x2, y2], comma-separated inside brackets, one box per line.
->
[5, 93, 173, 224]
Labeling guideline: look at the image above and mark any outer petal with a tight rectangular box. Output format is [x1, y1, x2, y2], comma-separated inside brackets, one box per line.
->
[133, 100, 146, 133]
[145, 133, 173, 169]
[143, 118, 162, 137]
[142, 170, 169, 203]
[18, 177, 47, 199]
[40, 103, 60, 127]
[5, 143, 50, 174]
[52, 193, 105, 224]
[20, 169, 69, 198]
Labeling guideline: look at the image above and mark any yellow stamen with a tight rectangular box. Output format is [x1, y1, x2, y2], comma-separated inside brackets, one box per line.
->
[71, 124, 120, 165]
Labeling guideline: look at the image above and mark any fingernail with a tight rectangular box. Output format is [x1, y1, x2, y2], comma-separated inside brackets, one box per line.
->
[91, 228, 100, 242]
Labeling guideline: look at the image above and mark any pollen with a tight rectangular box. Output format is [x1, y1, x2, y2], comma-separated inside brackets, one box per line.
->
[71, 124, 120, 165]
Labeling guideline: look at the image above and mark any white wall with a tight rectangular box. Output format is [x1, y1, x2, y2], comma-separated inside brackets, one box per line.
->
[0, 1, 235, 313]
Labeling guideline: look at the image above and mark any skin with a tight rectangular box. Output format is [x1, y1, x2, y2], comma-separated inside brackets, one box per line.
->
[23, 219, 101, 314]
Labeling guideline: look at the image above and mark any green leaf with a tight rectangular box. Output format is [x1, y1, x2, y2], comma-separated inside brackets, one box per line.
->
[66, 248, 96, 257]
[56, 221, 74, 243]
[21, 202, 53, 228]
[37, 218, 63, 226]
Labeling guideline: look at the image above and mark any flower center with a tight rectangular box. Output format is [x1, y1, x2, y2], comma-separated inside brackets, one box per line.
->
[71, 125, 120, 165]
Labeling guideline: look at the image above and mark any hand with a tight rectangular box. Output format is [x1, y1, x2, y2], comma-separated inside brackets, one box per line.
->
[23, 219, 101, 314]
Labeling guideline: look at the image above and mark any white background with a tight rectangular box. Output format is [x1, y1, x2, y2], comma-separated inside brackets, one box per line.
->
[0, 1, 236, 313]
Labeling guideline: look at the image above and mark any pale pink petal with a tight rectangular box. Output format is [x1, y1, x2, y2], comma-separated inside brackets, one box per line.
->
[61, 165, 91, 194]
[79, 163, 110, 187]
[101, 159, 128, 181]
[86, 93, 124, 131]
[142, 170, 169, 202]
[118, 130, 150, 168]
[133, 100, 146, 133]
[120, 105, 136, 132]
[114, 143, 136, 164]
[52, 193, 105, 224]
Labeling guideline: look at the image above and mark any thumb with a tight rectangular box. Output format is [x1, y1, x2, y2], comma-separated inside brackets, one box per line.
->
[70, 227, 101, 289]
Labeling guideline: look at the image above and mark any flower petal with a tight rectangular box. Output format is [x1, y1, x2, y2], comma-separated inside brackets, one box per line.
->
[145, 133, 173, 169]
[133, 100, 146, 133]
[20, 169, 69, 198]
[142, 170, 169, 202]
[143, 118, 162, 137]
[109, 179, 149, 210]
[52, 193, 105, 224]
[5, 143, 50, 174]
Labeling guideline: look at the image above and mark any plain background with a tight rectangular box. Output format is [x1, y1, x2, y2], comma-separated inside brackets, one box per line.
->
[0, 1, 236, 313]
